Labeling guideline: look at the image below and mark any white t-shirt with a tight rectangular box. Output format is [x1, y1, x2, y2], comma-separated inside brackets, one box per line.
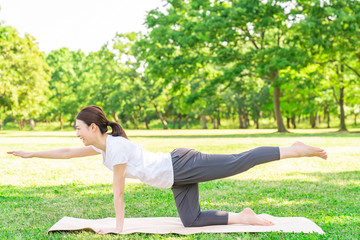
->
[90, 135, 174, 189]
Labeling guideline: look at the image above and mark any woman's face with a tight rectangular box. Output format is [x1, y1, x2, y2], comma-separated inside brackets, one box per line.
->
[75, 119, 94, 146]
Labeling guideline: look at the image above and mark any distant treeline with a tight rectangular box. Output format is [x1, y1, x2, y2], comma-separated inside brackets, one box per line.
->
[1, 0, 359, 132]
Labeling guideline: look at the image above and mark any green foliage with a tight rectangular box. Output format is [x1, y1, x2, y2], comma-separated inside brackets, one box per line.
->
[1, 0, 360, 131]
[0, 24, 51, 129]
[297, 0, 360, 130]
[46, 48, 86, 128]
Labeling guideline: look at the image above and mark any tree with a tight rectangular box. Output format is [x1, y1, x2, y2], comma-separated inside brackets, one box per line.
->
[46, 48, 82, 129]
[113, 33, 157, 129]
[0, 25, 51, 130]
[142, 0, 318, 132]
[298, 0, 360, 131]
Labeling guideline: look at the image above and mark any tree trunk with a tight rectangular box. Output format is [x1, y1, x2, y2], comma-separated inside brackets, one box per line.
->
[112, 112, 119, 122]
[291, 115, 296, 129]
[213, 118, 218, 129]
[334, 64, 347, 132]
[339, 86, 347, 131]
[18, 120, 25, 130]
[327, 110, 330, 128]
[217, 110, 221, 127]
[355, 114, 357, 126]
[59, 113, 63, 130]
[254, 119, 259, 129]
[153, 104, 168, 129]
[186, 117, 189, 129]
[273, 87, 287, 132]
[201, 115, 207, 129]
[286, 117, 291, 129]
[178, 114, 182, 129]
[144, 117, 149, 129]
[30, 119, 35, 130]
[0, 119, 2, 130]
[245, 112, 249, 128]
[131, 115, 139, 129]
[310, 114, 316, 128]
[238, 112, 245, 129]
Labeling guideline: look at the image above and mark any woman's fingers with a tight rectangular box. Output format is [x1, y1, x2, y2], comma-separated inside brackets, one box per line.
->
[7, 151, 17, 155]
[7, 151, 30, 158]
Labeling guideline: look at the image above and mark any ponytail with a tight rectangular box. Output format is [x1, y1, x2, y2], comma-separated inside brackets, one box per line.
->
[77, 105, 129, 139]
[107, 121, 128, 139]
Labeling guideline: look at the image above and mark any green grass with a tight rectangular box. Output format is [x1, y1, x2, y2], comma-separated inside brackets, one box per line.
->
[1, 129, 359, 239]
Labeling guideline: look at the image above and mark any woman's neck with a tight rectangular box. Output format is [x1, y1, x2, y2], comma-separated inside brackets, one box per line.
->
[93, 134, 108, 152]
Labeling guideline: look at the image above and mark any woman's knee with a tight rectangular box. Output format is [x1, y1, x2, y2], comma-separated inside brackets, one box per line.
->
[179, 215, 198, 227]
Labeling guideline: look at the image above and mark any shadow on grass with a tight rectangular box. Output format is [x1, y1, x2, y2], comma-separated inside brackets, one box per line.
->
[0, 171, 359, 239]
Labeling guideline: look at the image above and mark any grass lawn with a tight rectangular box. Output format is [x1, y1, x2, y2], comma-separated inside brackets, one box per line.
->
[1, 129, 359, 239]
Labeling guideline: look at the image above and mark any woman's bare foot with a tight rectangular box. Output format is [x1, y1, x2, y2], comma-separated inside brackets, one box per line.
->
[280, 141, 327, 160]
[228, 208, 274, 226]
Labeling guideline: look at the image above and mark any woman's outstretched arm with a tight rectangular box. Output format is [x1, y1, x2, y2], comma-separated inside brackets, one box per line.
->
[7, 146, 100, 159]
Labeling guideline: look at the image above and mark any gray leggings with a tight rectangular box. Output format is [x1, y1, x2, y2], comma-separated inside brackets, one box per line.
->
[170, 147, 280, 227]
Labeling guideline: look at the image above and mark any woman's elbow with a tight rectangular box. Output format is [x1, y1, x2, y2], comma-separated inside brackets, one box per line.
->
[62, 148, 72, 159]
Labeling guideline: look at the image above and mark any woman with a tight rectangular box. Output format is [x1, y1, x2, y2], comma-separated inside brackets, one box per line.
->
[7, 105, 327, 234]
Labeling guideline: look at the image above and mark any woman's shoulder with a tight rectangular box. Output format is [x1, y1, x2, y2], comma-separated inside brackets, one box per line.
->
[108, 134, 129, 143]
[107, 135, 136, 149]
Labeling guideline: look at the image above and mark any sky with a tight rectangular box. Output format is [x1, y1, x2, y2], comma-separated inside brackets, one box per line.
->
[0, 0, 165, 54]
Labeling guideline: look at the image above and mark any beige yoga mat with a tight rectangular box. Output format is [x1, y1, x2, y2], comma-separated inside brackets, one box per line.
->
[48, 214, 325, 235]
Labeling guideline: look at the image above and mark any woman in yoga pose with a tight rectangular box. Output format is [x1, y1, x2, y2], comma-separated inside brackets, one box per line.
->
[7, 105, 327, 234]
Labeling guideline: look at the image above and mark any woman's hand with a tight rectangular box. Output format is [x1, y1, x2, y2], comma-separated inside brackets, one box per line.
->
[7, 146, 100, 159]
[7, 151, 33, 158]
[96, 227, 122, 234]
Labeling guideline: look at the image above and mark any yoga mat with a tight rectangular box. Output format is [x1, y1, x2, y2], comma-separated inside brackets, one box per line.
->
[48, 214, 325, 235]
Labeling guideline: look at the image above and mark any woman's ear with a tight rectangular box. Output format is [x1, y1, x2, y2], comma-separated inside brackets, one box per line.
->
[90, 123, 98, 132]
